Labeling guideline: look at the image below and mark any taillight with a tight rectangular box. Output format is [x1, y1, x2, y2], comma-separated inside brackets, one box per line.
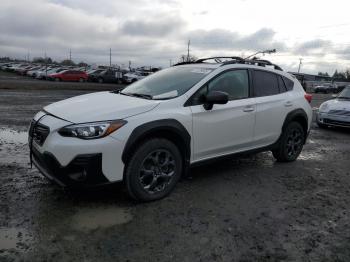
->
[304, 93, 312, 103]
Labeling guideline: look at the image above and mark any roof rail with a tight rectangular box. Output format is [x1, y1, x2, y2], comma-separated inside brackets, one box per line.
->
[196, 56, 245, 63]
[221, 58, 283, 71]
[173, 56, 283, 71]
[172, 61, 196, 66]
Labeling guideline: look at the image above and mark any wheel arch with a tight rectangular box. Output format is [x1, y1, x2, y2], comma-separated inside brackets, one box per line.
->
[122, 119, 191, 175]
[281, 108, 309, 143]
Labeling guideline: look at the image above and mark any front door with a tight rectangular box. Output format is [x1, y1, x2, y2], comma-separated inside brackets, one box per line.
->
[189, 69, 256, 161]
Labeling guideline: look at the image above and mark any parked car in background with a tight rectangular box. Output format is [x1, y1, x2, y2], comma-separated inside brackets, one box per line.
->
[123, 71, 151, 83]
[36, 67, 64, 80]
[314, 84, 337, 94]
[27, 67, 45, 78]
[87, 69, 106, 82]
[90, 69, 121, 83]
[317, 86, 350, 128]
[48, 70, 88, 82]
[18, 65, 37, 75]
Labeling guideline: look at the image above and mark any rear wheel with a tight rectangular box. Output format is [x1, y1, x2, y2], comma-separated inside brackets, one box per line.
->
[54, 77, 61, 82]
[125, 138, 183, 202]
[272, 122, 305, 162]
[98, 78, 104, 83]
[79, 77, 84, 82]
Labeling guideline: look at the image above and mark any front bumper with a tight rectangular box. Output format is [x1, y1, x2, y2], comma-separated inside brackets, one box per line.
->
[29, 112, 127, 187]
[317, 112, 350, 128]
[32, 147, 110, 188]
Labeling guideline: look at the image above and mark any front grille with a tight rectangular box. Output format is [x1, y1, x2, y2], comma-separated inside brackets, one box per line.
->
[328, 110, 350, 116]
[29, 120, 50, 146]
[324, 118, 350, 127]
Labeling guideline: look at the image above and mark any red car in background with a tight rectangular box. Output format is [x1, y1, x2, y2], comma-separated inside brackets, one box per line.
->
[48, 70, 88, 82]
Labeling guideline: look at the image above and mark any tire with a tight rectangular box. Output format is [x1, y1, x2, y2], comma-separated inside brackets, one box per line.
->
[79, 78, 84, 82]
[98, 78, 104, 83]
[124, 138, 183, 202]
[54, 78, 61, 82]
[272, 122, 305, 162]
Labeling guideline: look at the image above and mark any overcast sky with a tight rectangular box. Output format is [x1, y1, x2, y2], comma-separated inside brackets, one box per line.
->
[1, 0, 350, 74]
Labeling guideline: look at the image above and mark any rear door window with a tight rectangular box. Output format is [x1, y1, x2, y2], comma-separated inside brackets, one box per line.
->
[278, 76, 287, 93]
[283, 77, 294, 91]
[253, 70, 280, 97]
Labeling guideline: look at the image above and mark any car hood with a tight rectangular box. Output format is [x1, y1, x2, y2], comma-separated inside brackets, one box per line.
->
[44, 91, 159, 123]
[325, 99, 350, 110]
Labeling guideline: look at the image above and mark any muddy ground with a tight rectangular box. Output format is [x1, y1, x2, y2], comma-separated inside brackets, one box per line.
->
[1, 72, 350, 262]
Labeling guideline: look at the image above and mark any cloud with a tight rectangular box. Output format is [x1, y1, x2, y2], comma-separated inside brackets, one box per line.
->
[0, 0, 349, 72]
[188, 28, 286, 52]
[293, 39, 333, 56]
[121, 16, 186, 37]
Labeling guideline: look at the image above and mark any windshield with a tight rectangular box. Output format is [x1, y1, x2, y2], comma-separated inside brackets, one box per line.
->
[338, 87, 350, 99]
[120, 67, 213, 99]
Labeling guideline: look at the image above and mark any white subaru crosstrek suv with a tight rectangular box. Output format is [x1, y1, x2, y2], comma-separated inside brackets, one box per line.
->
[29, 57, 313, 201]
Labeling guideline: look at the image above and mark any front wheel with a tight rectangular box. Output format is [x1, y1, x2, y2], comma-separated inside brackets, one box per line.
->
[125, 138, 183, 202]
[79, 77, 85, 82]
[272, 122, 305, 162]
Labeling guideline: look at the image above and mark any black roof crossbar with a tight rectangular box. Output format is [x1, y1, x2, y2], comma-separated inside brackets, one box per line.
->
[196, 56, 245, 63]
[173, 56, 283, 71]
[222, 58, 283, 71]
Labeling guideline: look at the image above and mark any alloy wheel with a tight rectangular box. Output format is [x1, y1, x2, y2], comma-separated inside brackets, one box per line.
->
[139, 149, 176, 194]
[286, 128, 303, 158]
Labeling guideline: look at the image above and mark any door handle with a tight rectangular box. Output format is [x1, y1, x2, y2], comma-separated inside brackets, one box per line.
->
[243, 106, 255, 112]
[284, 101, 293, 107]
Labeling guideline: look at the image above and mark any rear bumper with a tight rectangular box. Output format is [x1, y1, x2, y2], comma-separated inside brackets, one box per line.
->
[32, 147, 110, 188]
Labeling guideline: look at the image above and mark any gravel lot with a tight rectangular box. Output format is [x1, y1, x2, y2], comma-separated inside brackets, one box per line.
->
[1, 72, 350, 262]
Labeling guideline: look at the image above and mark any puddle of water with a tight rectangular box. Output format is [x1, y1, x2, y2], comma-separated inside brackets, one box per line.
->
[71, 206, 132, 231]
[299, 151, 324, 161]
[0, 129, 28, 144]
[0, 228, 32, 251]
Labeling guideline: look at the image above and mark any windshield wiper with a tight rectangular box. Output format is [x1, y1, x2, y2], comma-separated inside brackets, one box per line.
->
[120, 92, 153, 100]
[110, 89, 123, 94]
[337, 96, 350, 99]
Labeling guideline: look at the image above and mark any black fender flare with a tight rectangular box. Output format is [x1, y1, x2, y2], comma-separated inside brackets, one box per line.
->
[122, 119, 191, 171]
[278, 108, 309, 145]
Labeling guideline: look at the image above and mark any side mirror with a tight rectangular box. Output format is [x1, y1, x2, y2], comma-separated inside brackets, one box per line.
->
[203, 91, 229, 110]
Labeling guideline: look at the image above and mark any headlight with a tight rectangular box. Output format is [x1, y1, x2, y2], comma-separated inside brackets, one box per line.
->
[319, 103, 329, 113]
[58, 120, 127, 139]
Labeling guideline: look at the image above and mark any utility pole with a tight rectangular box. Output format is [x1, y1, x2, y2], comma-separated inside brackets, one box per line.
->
[27, 51, 30, 62]
[69, 49, 72, 61]
[129, 61, 131, 71]
[187, 40, 190, 62]
[109, 48, 112, 67]
[298, 58, 303, 73]
[44, 52, 47, 74]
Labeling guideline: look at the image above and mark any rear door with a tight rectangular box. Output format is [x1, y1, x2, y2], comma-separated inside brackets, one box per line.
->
[252, 70, 292, 146]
